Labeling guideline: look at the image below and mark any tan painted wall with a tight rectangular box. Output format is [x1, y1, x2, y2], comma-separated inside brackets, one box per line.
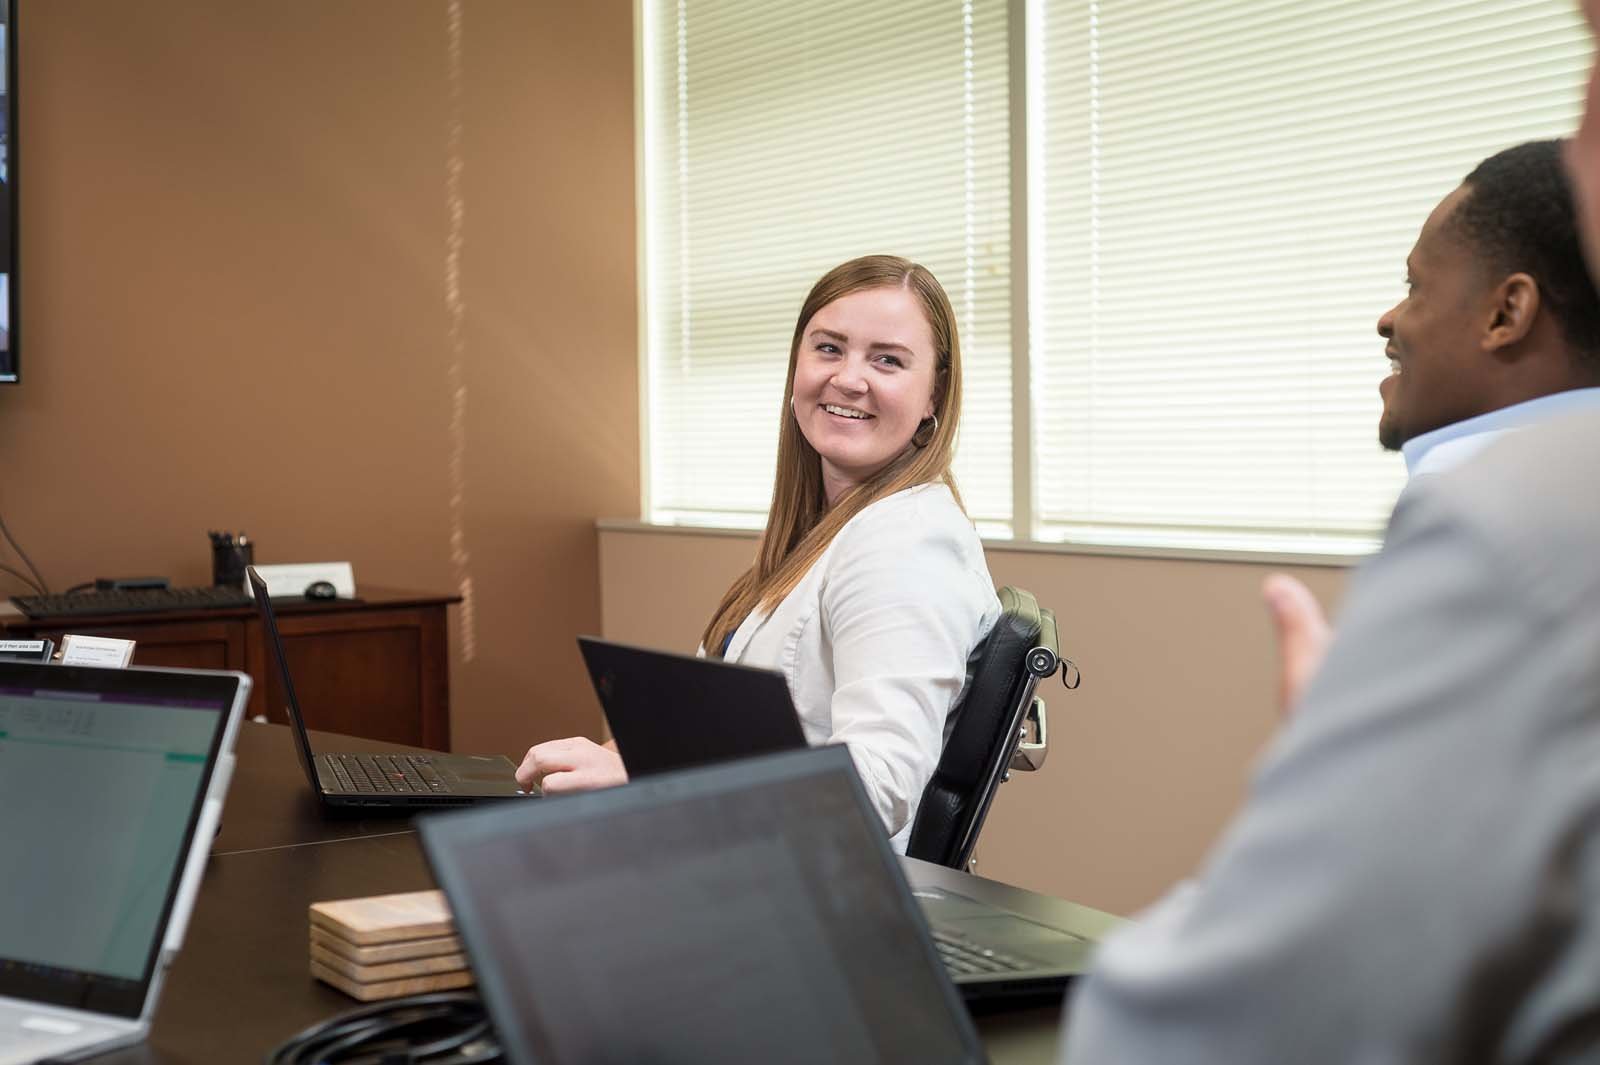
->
[0, 0, 637, 755]
[600, 526, 1350, 917]
[2, 0, 1360, 917]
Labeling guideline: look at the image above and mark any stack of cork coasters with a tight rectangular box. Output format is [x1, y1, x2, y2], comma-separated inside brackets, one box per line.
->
[309, 889, 473, 1001]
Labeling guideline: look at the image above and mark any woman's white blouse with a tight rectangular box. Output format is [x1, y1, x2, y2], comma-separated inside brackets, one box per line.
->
[725, 483, 1001, 853]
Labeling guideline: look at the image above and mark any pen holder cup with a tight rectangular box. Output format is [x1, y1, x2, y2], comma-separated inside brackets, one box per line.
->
[212, 543, 253, 588]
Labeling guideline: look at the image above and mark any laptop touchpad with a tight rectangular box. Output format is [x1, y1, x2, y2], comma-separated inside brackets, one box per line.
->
[915, 888, 1086, 954]
[943, 914, 1085, 951]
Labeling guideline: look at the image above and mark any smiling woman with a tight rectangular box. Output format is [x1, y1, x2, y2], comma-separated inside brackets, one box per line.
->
[791, 285, 940, 505]
[518, 255, 1002, 852]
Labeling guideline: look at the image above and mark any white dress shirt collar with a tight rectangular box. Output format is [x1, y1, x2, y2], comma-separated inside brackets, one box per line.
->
[1401, 387, 1600, 478]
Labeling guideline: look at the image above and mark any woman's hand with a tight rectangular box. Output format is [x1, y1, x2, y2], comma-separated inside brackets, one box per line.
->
[516, 737, 627, 794]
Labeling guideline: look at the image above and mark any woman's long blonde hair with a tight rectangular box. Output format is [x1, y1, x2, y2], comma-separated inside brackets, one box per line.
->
[700, 254, 966, 656]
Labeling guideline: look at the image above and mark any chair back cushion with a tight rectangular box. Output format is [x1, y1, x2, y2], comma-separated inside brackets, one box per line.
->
[906, 586, 1045, 867]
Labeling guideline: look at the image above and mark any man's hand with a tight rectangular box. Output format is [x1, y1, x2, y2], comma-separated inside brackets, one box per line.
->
[516, 736, 628, 794]
[1262, 574, 1332, 717]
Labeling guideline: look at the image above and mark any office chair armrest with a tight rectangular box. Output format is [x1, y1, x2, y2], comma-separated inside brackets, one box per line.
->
[1009, 697, 1047, 772]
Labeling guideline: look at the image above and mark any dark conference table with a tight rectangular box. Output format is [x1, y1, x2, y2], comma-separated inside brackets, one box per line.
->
[88, 722, 1087, 1063]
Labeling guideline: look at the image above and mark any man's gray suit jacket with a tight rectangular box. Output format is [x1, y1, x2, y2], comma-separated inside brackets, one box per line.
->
[1061, 410, 1600, 1064]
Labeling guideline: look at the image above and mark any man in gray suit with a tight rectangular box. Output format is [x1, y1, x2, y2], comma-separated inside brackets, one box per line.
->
[1265, 138, 1600, 704]
[1374, 141, 1600, 472]
[1059, 78, 1600, 1065]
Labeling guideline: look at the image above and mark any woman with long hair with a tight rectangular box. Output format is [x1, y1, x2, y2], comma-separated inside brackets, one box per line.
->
[519, 254, 1000, 851]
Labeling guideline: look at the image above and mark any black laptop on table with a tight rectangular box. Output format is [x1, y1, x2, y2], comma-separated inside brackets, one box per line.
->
[420, 745, 992, 1064]
[0, 662, 249, 1064]
[248, 566, 528, 810]
[577, 635, 807, 776]
[574, 635, 1109, 1001]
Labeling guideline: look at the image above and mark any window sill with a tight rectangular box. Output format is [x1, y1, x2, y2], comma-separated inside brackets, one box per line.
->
[595, 518, 1366, 568]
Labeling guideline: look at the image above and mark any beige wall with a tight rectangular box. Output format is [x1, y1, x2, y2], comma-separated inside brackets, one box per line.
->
[600, 526, 1349, 917]
[3, 0, 1360, 919]
[0, 0, 637, 754]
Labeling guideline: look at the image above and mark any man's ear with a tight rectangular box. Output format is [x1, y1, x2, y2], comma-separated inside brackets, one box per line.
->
[1484, 272, 1541, 354]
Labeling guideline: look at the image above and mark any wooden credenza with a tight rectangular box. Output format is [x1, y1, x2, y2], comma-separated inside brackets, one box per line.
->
[0, 587, 459, 749]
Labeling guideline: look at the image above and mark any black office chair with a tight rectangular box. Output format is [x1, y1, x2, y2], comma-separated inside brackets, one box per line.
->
[905, 586, 1075, 871]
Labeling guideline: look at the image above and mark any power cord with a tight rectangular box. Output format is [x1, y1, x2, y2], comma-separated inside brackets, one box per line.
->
[0, 509, 47, 594]
[265, 991, 501, 1065]
[0, 560, 40, 594]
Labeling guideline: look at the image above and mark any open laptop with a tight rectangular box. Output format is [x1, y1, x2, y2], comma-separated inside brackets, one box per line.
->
[576, 638, 1106, 1000]
[248, 566, 527, 810]
[0, 661, 249, 1064]
[576, 636, 807, 777]
[420, 745, 989, 1064]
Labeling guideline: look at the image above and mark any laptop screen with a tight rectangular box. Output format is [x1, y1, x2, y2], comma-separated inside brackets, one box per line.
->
[577, 636, 807, 779]
[422, 745, 983, 1065]
[248, 566, 320, 789]
[0, 664, 236, 1017]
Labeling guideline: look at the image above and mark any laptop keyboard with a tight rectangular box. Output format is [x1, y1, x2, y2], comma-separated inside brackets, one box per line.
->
[0, 1007, 115, 1058]
[10, 586, 255, 617]
[931, 929, 1030, 976]
[326, 753, 449, 795]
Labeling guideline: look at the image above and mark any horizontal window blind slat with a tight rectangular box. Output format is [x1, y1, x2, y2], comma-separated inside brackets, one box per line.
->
[1086, 0, 1576, 56]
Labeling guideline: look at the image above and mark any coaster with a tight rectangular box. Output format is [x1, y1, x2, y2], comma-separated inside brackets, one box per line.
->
[310, 959, 474, 1002]
[310, 926, 463, 965]
[309, 889, 454, 946]
[309, 942, 469, 983]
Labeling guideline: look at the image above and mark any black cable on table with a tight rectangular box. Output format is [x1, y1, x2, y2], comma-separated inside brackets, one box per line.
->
[264, 991, 501, 1065]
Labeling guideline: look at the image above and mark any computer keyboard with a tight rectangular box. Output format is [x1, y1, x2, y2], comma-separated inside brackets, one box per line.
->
[931, 929, 1030, 976]
[10, 586, 256, 618]
[327, 753, 450, 795]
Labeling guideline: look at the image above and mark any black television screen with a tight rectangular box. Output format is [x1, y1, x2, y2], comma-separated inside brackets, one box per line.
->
[0, 0, 14, 384]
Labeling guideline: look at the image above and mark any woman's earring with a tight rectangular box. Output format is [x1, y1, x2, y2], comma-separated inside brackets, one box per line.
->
[912, 414, 938, 448]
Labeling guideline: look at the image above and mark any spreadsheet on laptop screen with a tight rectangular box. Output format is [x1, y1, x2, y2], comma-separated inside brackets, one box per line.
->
[0, 689, 217, 995]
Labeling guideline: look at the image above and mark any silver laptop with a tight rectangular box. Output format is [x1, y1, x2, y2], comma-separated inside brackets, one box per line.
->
[0, 662, 248, 1064]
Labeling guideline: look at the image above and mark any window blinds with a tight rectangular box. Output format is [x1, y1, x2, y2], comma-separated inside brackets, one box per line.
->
[1031, 0, 1589, 553]
[643, 0, 1589, 554]
[643, 0, 1015, 533]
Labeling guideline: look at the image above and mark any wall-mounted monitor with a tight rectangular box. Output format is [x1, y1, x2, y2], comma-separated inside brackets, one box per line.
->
[0, 0, 16, 384]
